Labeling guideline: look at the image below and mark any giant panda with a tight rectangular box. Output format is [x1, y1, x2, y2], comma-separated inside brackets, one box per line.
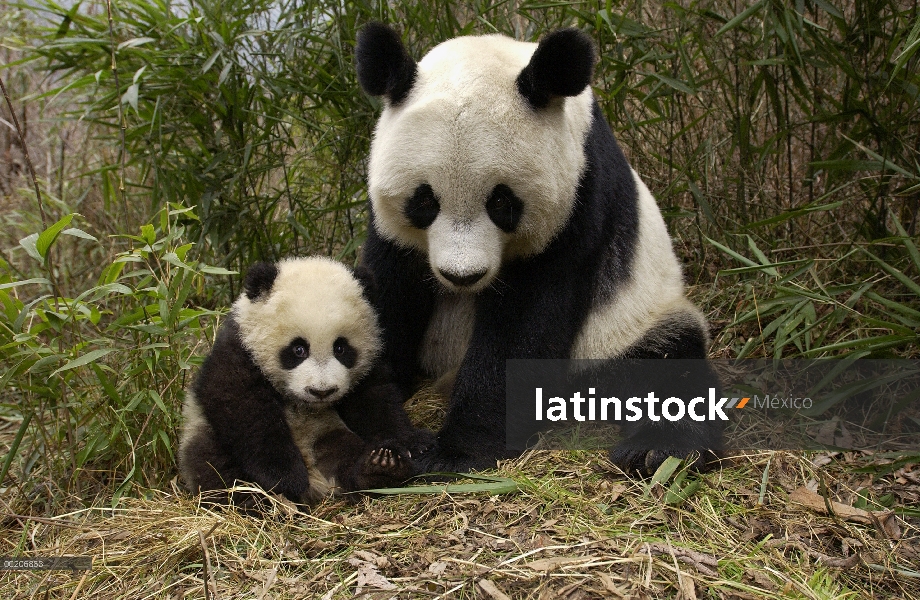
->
[354, 23, 723, 473]
[178, 257, 424, 506]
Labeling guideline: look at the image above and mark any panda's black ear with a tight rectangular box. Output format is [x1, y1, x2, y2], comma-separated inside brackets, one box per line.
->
[516, 28, 596, 109]
[355, 22, 417, 105]
[244, 262, 278, 301]
[352, 265, 378, 305]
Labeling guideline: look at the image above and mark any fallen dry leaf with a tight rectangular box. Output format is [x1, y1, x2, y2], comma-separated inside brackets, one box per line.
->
[477, 578, 512, 600]
[427, 561, 448, 577]
[348, 557, 395, 593]
[606, 483, 627, 502]
[745, 569, 776, 591]
[787, 487, 901, 539]
[526, 556, 592, 572]
[677, 575, 697, 600]
[597, 572, 626, 597]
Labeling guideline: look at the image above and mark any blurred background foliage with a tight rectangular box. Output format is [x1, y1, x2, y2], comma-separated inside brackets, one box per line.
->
[1, 0, 918, 507]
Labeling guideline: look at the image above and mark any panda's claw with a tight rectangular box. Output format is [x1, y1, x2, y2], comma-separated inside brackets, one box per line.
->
[608, 438, 721, 476]
[362, 443, 413, 485]
[370, 447, 397, 467]
[403, 428, 436, 458]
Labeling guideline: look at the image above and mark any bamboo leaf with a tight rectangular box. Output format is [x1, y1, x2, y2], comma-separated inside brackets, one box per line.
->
[117, 37, 156, 50]
[363, 473, 519, 496]
[705, 236, 759, 268]
[717, 1, 765, 36]
[36, 214, 75, 259]
[201, 49, 221, 73]
[122, 83, 139, 112]
[61, 228, 98, 242]
[18, 234, 41, 262]
[646, 456, 684, 497]
[0, 278, 51, 290]
[863, 249, 920, 296]
[50, 348, 116, 377]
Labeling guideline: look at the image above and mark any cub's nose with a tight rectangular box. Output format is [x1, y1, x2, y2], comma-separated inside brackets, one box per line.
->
[309, 387, 338, 400]
[438, 268, 487, 287]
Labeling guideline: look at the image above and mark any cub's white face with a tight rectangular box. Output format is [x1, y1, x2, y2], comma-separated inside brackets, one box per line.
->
[368, 34, 594, 293]
[233, 258, 380, 405]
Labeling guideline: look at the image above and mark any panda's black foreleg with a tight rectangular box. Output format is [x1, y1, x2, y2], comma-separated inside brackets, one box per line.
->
[181, 417, 311, 508]
[354, 220, 439, 463]
[192, 321, 313, 504]
[359, 219, 438, 396]
[335, 362, 436, 458]
[416, 258, 592, 473]
[608, 421, 723, 474]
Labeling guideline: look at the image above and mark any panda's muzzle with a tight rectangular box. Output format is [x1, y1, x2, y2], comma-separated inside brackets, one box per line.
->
[438, 268, 487, 287]
[309, 386, 338, 400]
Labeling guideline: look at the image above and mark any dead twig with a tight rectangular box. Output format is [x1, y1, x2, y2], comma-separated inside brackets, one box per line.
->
[198, 527, 216, 600]
[640, 542, 719, 577]
[0, 75, 46, 228]
[764, 538, 861, 568]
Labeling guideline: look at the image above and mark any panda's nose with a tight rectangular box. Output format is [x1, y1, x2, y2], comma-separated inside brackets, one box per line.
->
[439, 268, 487, 287]
[309, 387, 338, 399]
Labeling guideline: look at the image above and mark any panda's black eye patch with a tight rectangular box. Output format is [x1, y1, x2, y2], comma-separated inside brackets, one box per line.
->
[333, 337, 357, 369]
[404, 184, 440, 230]
[280, 338, 309, 370]
[486, 184, 524, 233]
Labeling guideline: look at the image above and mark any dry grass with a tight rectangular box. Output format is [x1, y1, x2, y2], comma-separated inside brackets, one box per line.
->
[2, 437, 919, 598]
[2, 2, 919, 597]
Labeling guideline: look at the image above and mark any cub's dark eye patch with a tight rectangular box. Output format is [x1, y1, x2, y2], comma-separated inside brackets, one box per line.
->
[404, 184, 440, 229]
[333, 337, 357, 369]
[280, 338, 309, 369]
[486, 184, 523, 233]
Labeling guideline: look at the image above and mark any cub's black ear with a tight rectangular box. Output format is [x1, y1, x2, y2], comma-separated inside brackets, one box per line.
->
[355, 22, 417, 105]
[516, 28, 596, 109]
[352, 265, 378, 305]
[244, 262, 278, 301]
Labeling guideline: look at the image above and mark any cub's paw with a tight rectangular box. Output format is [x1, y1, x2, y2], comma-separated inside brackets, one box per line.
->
[360, 443, 413, 487]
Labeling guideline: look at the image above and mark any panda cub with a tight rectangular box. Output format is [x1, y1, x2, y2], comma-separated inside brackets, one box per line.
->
[178, 257, 415, 506]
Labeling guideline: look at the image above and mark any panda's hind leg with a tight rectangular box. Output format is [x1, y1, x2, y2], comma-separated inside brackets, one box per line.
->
[179, 425, 263, 508]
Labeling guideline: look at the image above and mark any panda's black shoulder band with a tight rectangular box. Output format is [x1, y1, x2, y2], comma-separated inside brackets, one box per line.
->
[352, 265, 378, 304]
[244, 262, 278, 301]
[355, 22, 417, 105]
[516, 28, 596, 109]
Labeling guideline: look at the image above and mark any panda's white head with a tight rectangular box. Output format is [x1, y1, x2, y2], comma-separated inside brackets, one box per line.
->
[356, 24, 597, 293]
[233, 257, 381, 406]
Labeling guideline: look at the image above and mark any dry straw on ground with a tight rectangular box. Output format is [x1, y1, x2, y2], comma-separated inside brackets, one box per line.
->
[2, 447, 918, 599]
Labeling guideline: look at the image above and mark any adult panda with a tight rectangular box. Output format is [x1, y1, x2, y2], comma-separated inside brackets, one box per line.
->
[354, 23, 722, 473]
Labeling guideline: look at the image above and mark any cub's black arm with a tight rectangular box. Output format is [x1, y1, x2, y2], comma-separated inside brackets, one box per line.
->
[194, 321, 310, 502]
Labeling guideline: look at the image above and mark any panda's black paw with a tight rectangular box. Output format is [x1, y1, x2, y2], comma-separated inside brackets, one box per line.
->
[402, 428, 436, 458]
[414, 444, 497, 475]
[609, 436, 722, 476]
[360, 443, 414, 487]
